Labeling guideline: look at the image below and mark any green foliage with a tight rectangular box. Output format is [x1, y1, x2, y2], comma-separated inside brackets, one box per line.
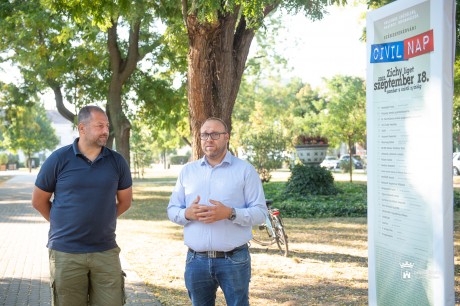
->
[453, 60, 460, 151]
[290, 83, 327, 142]
[1, 101, 59, 159]
[284, 164, 338, 196]
[454, 190, 460, 210]
[241, 126, 286, 182]
[0, 153, 8, 165]
[321, 75, 366, 181]
[26, 157, 40, 168]
[130, 119, 156, 175]
[266, 180, 460, 218]
[0, 84, 59, 159]
[2, 0, 188, 166]
[184, 0, 347, 27]
[234, 79, 291, 182]
[321, 75, 366, 148]
[7, 154, 19, 164]
[338, 159, 352, 173]
[170, 155, 189, 165]
[264, 181, 367, 218]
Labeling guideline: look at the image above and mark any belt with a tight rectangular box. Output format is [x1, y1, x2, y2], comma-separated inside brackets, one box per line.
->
[188, 244, 247, 258]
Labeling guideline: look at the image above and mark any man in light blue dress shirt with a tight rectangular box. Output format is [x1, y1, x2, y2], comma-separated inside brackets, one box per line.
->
[168, 117, 268, 306]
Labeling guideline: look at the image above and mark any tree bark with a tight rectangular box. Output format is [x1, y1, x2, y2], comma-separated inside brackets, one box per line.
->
[348, 136, 353, 183]
[184, 6, 257, 160]
[106, 18, 141, 167]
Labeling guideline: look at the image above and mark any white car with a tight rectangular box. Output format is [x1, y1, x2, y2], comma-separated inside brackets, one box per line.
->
[320, 156, 339, 170]
[453, 153, 460, 175]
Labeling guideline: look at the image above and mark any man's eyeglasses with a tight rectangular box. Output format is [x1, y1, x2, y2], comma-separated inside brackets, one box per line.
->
[200, 132, 227, 140]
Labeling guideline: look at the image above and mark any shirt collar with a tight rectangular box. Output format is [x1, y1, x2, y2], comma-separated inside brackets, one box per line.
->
[72, 137, 109, 157]
[200, 151, 232, 167]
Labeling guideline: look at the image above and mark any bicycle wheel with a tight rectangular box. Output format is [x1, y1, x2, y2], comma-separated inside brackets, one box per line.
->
[271, 213, 289, 256]
[251, 221, 277, 246]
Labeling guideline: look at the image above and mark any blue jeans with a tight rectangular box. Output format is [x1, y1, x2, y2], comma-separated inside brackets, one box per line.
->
[184, 246, 251, 306]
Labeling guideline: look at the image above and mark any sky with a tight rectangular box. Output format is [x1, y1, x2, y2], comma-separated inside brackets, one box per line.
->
[0, 4, 369, 103]
[272, 3, 368, 88]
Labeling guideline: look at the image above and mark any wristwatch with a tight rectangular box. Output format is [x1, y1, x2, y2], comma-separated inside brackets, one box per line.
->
[228, 208, 236, 221]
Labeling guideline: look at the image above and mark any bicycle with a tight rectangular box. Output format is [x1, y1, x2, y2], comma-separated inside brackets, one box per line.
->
[251, 200, 289, 256]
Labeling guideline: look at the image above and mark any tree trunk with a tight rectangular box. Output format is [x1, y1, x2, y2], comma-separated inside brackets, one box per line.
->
[348, 136, 353, 183]
[184, 7, 260, 160]
[27, 152, 32, 173]
[105, 18, 141, 168]
[107, 84, 131, 166]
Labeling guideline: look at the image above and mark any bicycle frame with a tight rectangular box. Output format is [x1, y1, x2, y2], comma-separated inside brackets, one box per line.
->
[251, 200, 289, 256]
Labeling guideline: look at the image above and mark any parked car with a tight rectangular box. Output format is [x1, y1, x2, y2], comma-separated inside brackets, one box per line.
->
[320, 156, 339, 170]
[338, 154, 364, 169]
[453, 153, 460, 175]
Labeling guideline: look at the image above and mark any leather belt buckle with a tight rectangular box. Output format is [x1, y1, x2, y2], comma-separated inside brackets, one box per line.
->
[207, 251, 217, 258]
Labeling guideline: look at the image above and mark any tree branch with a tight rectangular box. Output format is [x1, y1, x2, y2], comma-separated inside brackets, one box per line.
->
[120, 20, 141, 82]
[107, 17, 122, 75]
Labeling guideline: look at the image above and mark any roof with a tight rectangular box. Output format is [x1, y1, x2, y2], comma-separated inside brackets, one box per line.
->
[46, 110, 73, 125]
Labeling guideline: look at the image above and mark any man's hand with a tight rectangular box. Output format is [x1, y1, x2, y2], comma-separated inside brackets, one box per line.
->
[196, 199, 232, 224]
[185, 197, 232, 224]
[185, 196, 212, 221]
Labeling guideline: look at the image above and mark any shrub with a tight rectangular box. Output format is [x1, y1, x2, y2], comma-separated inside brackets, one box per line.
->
[242, 127, 286, 183]
[170, 155, 189, 165]
[264, 181, 367, 218]
[0, 153, 8, 166]
[264, 181, 459, 219]
[454, 190, 460, 210]
[284, 164, 338, 196]
[7, 154, 19, 164]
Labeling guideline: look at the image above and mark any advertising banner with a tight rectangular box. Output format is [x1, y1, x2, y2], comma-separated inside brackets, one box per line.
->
[366, 0, 455, 305]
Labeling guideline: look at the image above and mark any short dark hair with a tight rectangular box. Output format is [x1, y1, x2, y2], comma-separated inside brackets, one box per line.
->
[78, 105, 106, 124]
[203, 117, 228, 133]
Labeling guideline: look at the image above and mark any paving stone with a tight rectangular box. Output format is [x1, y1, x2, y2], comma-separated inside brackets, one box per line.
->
[0, 172, 161, 306]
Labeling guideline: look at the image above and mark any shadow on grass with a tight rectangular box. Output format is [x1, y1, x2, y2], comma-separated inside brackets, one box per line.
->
[133, 177, 177, 184]
[285, 220, 367, 250]
[125, 179, 176, 221]
[144, 283, 191, 306]
[249, 246, 367, 266]
[251, 281, 368, 305]
[122, 197, 170, 221]
[249, 244, 288, 257]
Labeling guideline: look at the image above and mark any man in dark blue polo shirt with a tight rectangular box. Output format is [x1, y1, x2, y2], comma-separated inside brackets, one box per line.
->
[32, 105, 132, 305]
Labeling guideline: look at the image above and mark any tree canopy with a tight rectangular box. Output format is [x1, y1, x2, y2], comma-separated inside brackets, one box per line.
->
[0, 83, 59, 172]
[322, 75, 366, 181]
[0, 0, 187, 167]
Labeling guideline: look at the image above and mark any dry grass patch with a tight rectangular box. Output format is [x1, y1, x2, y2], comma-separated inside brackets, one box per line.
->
[116, 173, 460, 305]
[117, 217, 369, 306]
[117, 177, 370, 305]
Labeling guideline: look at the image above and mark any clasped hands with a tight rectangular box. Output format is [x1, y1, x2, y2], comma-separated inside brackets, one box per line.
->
[185, 195, 232, 224]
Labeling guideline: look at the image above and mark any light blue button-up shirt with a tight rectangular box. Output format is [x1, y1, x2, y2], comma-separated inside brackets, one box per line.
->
[167, 151, 268, 252]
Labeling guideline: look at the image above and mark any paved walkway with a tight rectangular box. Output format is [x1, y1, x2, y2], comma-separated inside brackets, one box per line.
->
[0, 171, 161, 306]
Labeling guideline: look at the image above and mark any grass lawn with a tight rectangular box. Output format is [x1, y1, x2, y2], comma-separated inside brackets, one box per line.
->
[115, 168, 460, 305]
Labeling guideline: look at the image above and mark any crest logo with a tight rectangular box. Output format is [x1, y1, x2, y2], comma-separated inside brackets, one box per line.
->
[400, 261, 415, 280]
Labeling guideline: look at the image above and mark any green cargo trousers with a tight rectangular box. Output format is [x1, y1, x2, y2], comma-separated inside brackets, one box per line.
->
[49, 247, 126, 306]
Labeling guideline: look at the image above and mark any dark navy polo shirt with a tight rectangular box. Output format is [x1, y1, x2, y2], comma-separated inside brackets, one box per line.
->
[35, 138, 132, 253]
